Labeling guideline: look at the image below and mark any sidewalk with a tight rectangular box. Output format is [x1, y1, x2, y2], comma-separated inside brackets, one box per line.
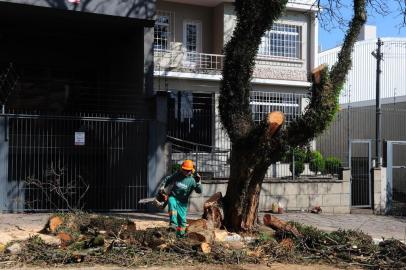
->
[0, 212, 405, 244]
[273, 212, 406, 242]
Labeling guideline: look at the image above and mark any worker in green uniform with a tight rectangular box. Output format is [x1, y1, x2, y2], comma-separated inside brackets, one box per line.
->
[161, 159, 202, 237]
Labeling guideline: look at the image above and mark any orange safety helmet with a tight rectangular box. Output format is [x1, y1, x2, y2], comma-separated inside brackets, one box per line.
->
[181, 159, 194, 171]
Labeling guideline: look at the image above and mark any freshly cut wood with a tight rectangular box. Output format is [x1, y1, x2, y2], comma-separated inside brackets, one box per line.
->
[0, 243, 6, 253]
[188, 230, 214, 243]
[57, 232, 73, 247]
[203, 192, 223, 229]
[200, 242, 211, 254]
[213, 229, 229, 242]
[311, 64, 326, 84]
[187, 219, 208, 232]
[203, 192, 222, 208]
[263, 214, 302, 238]
[267, 111, 285, 137]
[213, 229, 242, 242]
[280, 238, 294, 252]
[48, 216, 64, 234]
[223, 241, 245, 250]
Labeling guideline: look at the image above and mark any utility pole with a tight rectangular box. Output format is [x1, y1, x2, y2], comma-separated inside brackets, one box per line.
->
[372, 38, 383, 167]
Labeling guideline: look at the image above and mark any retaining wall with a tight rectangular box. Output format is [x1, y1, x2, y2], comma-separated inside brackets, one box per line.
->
[189, 169, 351, 214]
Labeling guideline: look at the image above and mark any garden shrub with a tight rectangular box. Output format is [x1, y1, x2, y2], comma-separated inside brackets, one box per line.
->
[309, 151, 325, 175]
[324, 157, 342, 175]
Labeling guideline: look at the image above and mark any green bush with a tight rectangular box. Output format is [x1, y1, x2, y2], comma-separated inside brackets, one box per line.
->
[283, 147, 307, 163]
[324, 157, 342, 175]
[309, 151, 325, 175]
[289, 160, 305, 177]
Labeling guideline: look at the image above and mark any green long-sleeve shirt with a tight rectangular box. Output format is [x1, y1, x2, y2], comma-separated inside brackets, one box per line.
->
[163, 171, 202, 203]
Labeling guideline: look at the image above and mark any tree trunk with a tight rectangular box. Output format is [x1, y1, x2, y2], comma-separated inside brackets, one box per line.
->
[223, 145, 270, 231]
[220, 0, 366, 233]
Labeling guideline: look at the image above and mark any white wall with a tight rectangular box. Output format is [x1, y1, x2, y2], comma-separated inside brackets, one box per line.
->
[318, 38, 406, 105]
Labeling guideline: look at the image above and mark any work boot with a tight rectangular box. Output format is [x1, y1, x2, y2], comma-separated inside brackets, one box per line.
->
[167, 224, 177, 232]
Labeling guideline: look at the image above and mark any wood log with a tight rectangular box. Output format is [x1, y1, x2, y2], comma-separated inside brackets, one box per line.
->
[280, 238, 294, 252]
[188, 230, 215, 243]
[200, 242, 211, 254]
[213, 229, 229, 242]
[202, 192, 223, 229]
[39, 215, 64, 234]
[57, 232, 74, 247]
[263, 214, 302, 238]
[187, 219, 208, 233]
[267, 111, 285, 137]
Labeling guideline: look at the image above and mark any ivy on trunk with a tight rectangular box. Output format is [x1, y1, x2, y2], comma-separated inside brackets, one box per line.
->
[220, 0, 367, 232]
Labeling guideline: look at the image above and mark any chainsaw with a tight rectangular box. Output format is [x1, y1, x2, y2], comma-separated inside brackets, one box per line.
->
[138, 171, 201, 209]
[138, 182, 172, 209]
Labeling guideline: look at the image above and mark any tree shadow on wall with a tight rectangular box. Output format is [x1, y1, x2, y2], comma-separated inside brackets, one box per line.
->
[43, 0, 155, 18]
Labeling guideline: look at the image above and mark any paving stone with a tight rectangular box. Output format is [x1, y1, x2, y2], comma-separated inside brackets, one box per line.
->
[268, 213, 406, 241]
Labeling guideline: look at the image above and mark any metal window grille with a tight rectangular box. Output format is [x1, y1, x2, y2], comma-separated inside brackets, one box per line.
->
[250, 91, 308, 124]
[154, 11, 174, 51]
[186, 24, 198, 52]
[258, 23, 302, 59]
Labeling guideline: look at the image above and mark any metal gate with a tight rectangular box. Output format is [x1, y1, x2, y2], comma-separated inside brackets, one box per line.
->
[386, 141, 406, 215]
[2, 113, 149, 212]
[349, 140, 372, 208]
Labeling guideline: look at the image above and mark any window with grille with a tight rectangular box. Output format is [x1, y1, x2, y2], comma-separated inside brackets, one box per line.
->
[258, 23, 302, 59]
[250, 91, 308, 124]
[167, 91, 213, 147]
[154, 11, 173, 50]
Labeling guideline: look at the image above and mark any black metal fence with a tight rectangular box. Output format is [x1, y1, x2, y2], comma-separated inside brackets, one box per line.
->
[4, 112, 149, 212]
[167, 91, 213, 147]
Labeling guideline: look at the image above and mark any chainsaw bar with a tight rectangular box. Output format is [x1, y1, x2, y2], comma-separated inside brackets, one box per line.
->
[138, 197, 156, 204]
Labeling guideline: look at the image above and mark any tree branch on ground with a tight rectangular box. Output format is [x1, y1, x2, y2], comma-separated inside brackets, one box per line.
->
[25, 162, 89, 212]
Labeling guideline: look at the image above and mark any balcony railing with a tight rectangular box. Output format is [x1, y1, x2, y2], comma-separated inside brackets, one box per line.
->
[154, 50, 224, 74]
[154, 49, 307, 81]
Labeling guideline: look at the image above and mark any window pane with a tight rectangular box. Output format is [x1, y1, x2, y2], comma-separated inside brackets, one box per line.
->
[259, 23, 301, 59]
[186, 24, 197, 52]
[154, 13, 170, 50]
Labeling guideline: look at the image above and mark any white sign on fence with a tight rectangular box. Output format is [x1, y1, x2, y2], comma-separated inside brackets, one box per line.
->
[74, 132, 85, 146]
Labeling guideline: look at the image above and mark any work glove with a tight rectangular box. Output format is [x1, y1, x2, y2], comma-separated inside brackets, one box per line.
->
[194, 172, 201, 183]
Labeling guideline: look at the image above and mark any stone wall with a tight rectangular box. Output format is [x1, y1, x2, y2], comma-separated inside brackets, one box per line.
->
[189, 169, 351, 214]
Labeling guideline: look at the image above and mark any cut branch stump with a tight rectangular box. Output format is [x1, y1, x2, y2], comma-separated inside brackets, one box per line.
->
[263, 214, 302, 238]
[202, 192, 223, 229]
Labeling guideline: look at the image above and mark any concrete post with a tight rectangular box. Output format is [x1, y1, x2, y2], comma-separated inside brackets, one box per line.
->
[147, 91, 168, 199]
[372, 167, 387, 214]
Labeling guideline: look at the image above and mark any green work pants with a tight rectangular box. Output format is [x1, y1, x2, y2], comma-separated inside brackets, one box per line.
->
[168, 196, 188, 237]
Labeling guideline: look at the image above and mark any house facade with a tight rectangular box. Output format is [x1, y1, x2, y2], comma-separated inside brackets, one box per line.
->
[154, 0, 318, 178]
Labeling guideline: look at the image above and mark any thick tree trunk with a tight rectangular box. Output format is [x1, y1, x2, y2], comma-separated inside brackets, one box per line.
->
[220, 0, 366, 233]
[223, 146, 253, 231]
[223, 145, 270, 231]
